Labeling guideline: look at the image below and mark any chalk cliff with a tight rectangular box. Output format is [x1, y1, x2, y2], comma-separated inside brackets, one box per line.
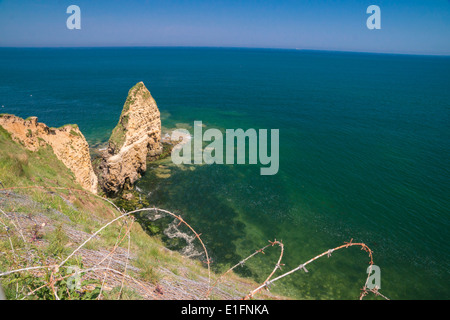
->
[99, 82, 162, 194]
[0, 82, 161, 196]
[0, 114, 98, 194]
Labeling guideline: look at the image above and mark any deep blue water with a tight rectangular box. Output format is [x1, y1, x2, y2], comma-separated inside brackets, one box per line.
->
[0, 47, 449, 299]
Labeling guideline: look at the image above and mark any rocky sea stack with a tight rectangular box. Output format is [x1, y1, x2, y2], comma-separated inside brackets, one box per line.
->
[0, 82, 162, 196]
[98, 82, 162, 195]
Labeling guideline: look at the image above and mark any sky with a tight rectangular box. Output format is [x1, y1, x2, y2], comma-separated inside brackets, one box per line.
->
[0, 0, 449, 55]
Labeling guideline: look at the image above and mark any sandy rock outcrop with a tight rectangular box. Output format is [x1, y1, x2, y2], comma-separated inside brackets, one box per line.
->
[0, 115, 98, 194]
[99, 82, 162, 194]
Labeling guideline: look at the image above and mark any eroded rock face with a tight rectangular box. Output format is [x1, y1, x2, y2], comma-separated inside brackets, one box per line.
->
[99, 82, 162, 194]
[0, 114, 98, 194]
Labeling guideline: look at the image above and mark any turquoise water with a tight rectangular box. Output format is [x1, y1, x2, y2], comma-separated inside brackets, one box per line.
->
[0, 48, 449, 299]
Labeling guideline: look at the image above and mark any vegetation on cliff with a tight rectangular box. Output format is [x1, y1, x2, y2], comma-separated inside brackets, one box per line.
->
[107, 82, 157, 155]
[0, 115, 98, 194]
[99, 82, 162, 195]
[0, 82, 386, 300]
[0, 126, 285, 300]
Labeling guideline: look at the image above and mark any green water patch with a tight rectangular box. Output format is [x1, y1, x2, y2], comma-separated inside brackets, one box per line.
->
[135, 155, 405, 299]
[137, 161, 248, 269]
[135, 159, 360, 299]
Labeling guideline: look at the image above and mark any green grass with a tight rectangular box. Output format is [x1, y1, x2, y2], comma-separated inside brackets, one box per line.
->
[69, 129, 81, 137]
[44, 224, 70, 258]
[103, 286, 143, 300]
[0, 123, 286, 300]
[108, 82, 149, 153]
[0, 126, 77, 188]
[55, 124, 79, 130]
[108, 120, 127, 153]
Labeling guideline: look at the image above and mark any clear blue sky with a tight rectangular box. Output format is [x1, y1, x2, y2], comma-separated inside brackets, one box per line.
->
[0, 0, 449, 55]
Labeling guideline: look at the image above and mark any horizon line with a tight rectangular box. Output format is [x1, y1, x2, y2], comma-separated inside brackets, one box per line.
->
[0, 45, 449, 57]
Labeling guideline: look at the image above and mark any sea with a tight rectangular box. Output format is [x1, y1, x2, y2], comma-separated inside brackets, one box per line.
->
[0, 47, 449, 299]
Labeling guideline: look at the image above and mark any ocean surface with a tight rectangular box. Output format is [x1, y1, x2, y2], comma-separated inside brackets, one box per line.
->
[0, 47, 449, 299]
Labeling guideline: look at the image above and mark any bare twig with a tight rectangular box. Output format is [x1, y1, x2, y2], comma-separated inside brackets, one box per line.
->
[0, 185, 390, 300]
[243, 240, 382, 300]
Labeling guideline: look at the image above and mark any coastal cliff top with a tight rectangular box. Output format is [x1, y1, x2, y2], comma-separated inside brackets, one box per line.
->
[0, 114, 98, 194]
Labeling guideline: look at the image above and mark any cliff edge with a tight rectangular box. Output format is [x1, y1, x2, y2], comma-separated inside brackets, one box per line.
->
[0, 82, 162, 196]
[0, 114, 98, 194]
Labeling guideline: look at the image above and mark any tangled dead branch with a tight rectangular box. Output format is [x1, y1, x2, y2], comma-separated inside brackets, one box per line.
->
[243, 239, 387, 300]
[0, 184, 389, 300]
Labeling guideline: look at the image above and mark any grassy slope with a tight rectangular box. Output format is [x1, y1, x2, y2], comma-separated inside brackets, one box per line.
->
[108, 83, 138, 153]
[0, 126, 283, 300]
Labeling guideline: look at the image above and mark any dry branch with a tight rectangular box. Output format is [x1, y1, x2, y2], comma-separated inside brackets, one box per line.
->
[0, 184, 389, 300]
